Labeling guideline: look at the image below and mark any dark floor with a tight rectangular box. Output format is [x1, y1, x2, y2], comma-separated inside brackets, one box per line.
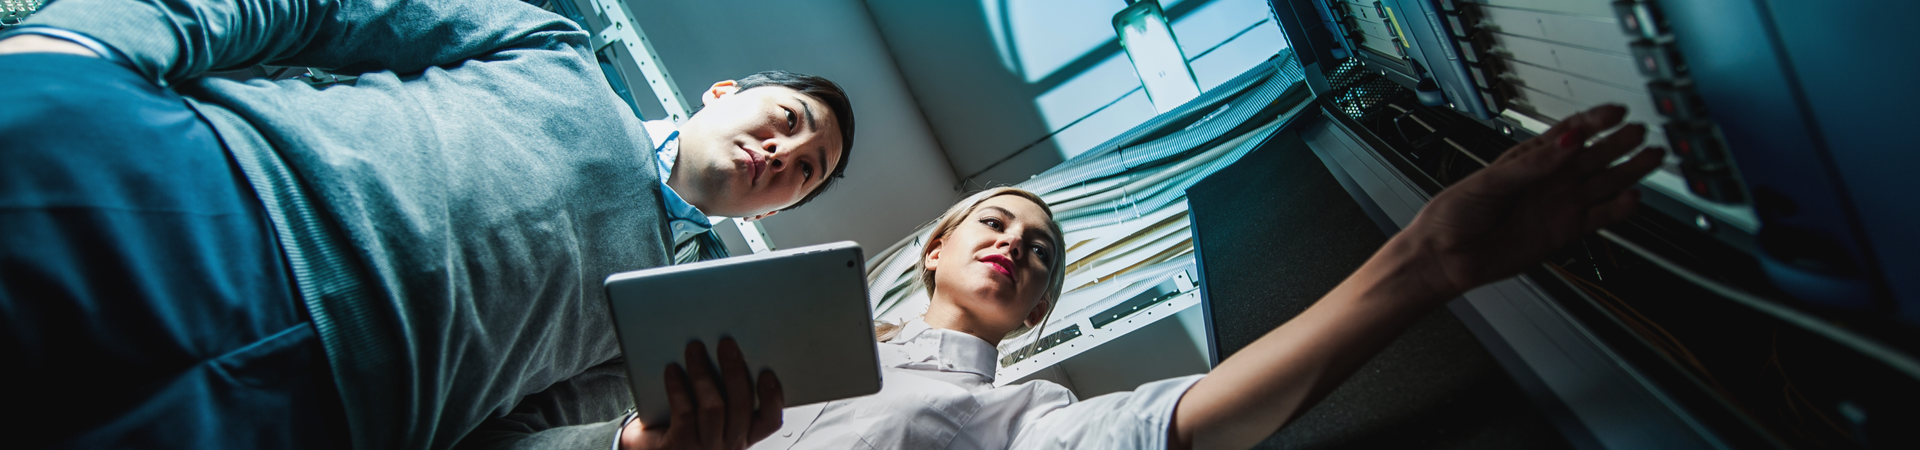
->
[1185, 127, 1572, 449]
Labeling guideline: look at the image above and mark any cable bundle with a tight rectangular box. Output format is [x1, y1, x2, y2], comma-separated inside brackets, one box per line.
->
[865, 51, 1311, 353]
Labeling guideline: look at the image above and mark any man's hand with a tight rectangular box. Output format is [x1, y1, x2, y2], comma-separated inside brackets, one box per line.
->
[622, 338, 784, 450]
[1400, 104, 1664, 297]
[0, 35, 99, 57]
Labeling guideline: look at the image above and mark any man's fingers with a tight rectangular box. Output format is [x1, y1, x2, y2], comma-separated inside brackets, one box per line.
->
[661, 363, 696, 440]
[684, 341, 725, 446]
[748, 370, 786, 443]
[627, 424, 668, 450]
[718, 338, 755, 446]
[1585, 147, 1665, 202]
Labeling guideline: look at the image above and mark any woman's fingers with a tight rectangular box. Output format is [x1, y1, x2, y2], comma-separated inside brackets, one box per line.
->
[1585, 188, 1643, 232]
[718, 338, 755, 447]
[1570, 123, 1648, 174]
[1543, 104, 1628, 146]
[1397, 104, 1651, 294]
[684, 341, 725, 446]
[1584, 147, 1666, 202]
[1471, 106, 1621, 195]
[1466, 138, 1569, 198]
[749, 370, 786, 443]
[1470, 104, 1650, 200]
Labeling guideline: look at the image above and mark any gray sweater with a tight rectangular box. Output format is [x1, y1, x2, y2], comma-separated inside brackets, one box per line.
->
[30, 0, 667, 448]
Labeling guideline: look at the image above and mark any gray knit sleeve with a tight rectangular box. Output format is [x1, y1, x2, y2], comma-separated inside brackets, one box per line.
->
[24, 0, 585, 84]
[457, 361, 637, 450]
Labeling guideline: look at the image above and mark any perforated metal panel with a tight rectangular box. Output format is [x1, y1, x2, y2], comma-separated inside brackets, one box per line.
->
[1326, 57, 1403, 118]
[2, 0, 43, 24]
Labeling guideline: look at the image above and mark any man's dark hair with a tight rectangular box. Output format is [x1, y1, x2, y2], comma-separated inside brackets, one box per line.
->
[734, 70, 855, 211]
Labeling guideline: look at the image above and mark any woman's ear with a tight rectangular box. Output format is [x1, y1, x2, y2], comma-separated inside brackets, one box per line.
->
[922, 239, 943, 271]
[1024, 299, 1050, 328]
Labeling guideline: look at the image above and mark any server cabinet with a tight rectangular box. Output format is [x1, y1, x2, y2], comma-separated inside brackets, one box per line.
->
[1186, 1, 1920, 448]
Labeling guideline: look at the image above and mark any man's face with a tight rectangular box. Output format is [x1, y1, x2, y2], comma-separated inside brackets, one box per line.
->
[667, 81, 844, 219]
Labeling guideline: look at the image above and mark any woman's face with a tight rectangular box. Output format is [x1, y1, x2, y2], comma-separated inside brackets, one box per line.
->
[925, 195, 1058, 333]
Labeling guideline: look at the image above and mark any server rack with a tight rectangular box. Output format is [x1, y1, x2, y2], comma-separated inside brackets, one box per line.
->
[1200, 0, 1920, 448]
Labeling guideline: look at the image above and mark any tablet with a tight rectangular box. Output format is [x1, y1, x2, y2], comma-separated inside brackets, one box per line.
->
[604, 241, 881, 427]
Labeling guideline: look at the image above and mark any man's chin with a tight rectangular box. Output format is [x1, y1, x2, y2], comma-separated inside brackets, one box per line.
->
[696, 202, 758, 219]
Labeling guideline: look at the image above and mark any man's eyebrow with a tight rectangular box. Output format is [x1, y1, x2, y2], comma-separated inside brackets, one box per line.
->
[794, 95, 830, 178]
[794, 95, 817, 133]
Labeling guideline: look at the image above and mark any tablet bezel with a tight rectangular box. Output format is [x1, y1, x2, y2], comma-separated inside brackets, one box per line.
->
[604, 241, 882, 427]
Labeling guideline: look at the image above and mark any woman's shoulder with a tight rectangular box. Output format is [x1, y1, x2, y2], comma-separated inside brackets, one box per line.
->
[989, 378, 1078, 405]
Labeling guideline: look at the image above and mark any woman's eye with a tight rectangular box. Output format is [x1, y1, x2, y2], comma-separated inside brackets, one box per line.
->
[1030, 245, 1050, 262]
[981, 218, 1003, 230]
[783, 108, 797, 131]
[802, 162, 814, 182]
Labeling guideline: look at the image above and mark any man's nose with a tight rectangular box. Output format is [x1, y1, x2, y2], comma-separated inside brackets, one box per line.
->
[761, 139, 786, 170]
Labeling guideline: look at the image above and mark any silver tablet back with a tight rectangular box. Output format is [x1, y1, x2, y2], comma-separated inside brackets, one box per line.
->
[604, 241, 881, 427]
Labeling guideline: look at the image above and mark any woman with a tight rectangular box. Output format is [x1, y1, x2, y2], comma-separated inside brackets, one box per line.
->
[627, 105, 1662, 450]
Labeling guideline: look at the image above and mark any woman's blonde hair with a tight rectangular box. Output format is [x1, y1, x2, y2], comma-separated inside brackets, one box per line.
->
[878, 187, 1067, 343]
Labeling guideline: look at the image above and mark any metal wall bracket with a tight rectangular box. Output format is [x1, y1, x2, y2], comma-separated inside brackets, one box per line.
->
[587, 0, 690, 123]
[732, 218, 775, 253]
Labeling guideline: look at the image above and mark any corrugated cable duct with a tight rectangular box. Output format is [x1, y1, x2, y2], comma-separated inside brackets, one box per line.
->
[867, 52, 1309, 340]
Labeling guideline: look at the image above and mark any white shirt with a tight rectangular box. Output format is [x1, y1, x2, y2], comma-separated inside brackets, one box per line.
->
[752, 319, 1205, 450]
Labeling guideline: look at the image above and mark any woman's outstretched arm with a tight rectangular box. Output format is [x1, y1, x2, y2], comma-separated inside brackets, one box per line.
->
[1167, 104, 1666, 450]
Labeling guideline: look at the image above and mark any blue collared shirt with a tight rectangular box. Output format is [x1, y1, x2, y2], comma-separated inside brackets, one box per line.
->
[645, 120, 718, 247]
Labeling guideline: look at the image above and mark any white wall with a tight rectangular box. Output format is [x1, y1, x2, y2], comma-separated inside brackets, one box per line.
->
[618, 0, 961, 254]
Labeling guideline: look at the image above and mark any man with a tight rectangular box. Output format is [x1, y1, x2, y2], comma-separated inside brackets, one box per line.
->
[0, 0, 852, 449]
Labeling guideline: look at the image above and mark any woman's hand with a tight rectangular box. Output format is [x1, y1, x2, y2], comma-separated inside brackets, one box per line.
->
[1171, 105, 1664, 450]
[622, 338, 784, 450]
[1400, 104, 1665, 297]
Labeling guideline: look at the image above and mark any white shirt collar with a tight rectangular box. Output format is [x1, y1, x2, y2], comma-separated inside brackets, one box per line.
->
[883, 319, 1001, 381]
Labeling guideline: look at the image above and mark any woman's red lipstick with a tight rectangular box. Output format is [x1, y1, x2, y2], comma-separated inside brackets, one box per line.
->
[981, 254, 1013, 279]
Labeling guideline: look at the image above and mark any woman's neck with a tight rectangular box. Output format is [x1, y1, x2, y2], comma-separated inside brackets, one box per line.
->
[921, 299, 1010, 347]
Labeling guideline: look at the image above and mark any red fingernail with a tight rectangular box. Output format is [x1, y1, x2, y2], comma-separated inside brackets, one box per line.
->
[1558, 130, 1581, 150]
